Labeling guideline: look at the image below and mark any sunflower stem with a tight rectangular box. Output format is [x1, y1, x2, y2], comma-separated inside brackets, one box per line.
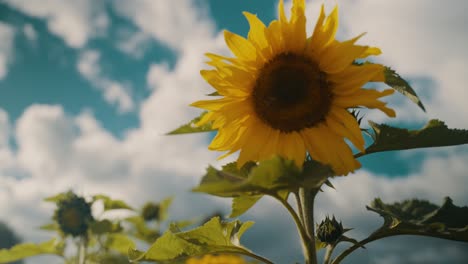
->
[77, 236, 88, 264]
[299, 187, 319, 264]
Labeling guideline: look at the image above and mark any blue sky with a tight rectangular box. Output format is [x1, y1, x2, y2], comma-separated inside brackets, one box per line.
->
[0, 0, 468, 263]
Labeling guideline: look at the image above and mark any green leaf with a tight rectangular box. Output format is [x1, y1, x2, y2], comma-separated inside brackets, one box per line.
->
[366, 119, 468, 154]
[0, 239, 64, 263]
[93, 194, 133, 211]
[44, 192, 69, 203]
[230, 195, 263, 218]
[128, 217, 257, 262]
[167, 111, 215, 135]
[125, 216, 160, 243]
[105, 234, 136, 255]
[194, 157, 330, 197]
[367, 197, 468, 242]
[89, 220, 122, 235]
[194, 157, 332, 218]
[39, 223, 59, 231]
[384, 66, 425, 111]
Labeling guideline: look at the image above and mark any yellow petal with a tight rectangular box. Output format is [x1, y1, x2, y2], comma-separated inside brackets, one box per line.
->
[289, 0, 307, 53]
[224, 30, 257, 62]
[330, 63, 385, 96]
[326, 107, 365, 152]
[319, 34, 367, 74]
[333, 89, 396, 117]
[308, 5, 338, 58]
[243, 12, 271, 59]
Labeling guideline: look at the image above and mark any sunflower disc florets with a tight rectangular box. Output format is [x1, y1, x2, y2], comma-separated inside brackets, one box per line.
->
[54, 191, 93, 237]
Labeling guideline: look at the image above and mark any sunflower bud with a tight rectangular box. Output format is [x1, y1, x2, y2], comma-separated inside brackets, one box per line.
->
[316, 216, 344, 244]
[54, 191, 93, 237]
[141, 202, 160, 221]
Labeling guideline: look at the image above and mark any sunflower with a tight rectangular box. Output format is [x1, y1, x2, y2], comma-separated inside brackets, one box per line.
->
[185, 254, 246, 264]
[191, 0, 395, 175]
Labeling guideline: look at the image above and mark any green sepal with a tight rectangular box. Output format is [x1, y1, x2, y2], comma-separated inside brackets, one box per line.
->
[93, 194, 133, 211]
[366, 119, 468, 154]
[167, 111, 215, 135]
[367, 197, 468, 242]
[0, 239, 64, 263]
[207, 91, 220, 96]
[384, 66, 425, 111]
[128, 217, 256, 262]
[44, 192, 69, 203]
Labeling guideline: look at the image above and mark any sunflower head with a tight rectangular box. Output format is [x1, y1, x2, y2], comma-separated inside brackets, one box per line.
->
[54, 191, 94, 237]
[192, 0, 395, 175]
[316, 216, 344, 244]
[141, 202, 160, 221]
[185, 254, 246, 264]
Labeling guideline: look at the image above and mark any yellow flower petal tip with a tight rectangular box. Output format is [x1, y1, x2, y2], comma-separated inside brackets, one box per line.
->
[192, 1, 396, 175]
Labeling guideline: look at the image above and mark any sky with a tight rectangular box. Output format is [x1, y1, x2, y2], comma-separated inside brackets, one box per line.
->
[0, 0, 468, 263]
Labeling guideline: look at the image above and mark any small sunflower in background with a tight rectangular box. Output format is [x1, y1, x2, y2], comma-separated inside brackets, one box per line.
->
[54, 191, 94, 237]
[186, 254, 247, 264]
[191, 0, 395, 175]
[141, 202, 160, 222]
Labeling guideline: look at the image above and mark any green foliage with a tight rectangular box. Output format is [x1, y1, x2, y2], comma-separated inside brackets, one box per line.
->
[93, 194, 134, 211]
[366, 119, 468, 154]
[128, 217, 255, 262]
[89, 220, 122, 235]
[230, 195, 262, 218]
[125, 215, 161, 243]
[167, 111, 215, 135]
[158, 197, 174, 222]
[105, 234, 136, 255]
[384, 66, 425, 111]
[0, 239, 64, 263]
[194, 157, 332, 218]
[367, 197, 468, 242]
[194, 157, 331, 197]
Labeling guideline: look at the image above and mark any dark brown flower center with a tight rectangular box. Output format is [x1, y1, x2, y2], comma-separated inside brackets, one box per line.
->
[252, 53, 331, 132]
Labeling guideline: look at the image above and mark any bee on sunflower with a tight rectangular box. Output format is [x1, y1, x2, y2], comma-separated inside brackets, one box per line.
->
[191, 0, 395, 175]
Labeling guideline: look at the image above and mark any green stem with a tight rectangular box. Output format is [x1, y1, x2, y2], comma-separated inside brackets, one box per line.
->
[295, 192, 305, 226]
[77, 236, 88, 264]
[274, 194, 312, 262]
[299, 188, 318, 264]
[323, 245, 335, 264]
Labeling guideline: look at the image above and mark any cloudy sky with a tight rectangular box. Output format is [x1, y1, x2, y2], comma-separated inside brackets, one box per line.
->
[0, 0, 467, 263]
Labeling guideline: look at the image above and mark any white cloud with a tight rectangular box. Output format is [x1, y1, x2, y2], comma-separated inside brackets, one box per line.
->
[0, 22, 15, 80]
[116, 30, 153, 59]
[1, 1, 468, 264]
[23, 24, 37, 42]
[111, 0, 215, 51]
[4, 0, 108, 48]
[77, 50, 135, 113]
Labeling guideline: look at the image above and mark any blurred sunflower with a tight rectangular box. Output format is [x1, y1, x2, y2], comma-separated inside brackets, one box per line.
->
[185, 254, 246, 264]
[191, 0, 395, 175]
